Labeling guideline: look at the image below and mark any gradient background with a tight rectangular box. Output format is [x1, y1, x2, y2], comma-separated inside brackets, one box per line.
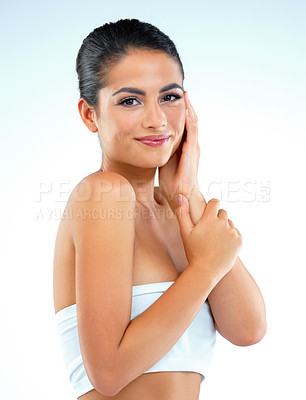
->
[0, 1, 305, 399]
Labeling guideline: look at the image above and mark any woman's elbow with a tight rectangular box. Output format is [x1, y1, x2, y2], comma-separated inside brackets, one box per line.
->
[92, 371, 123, 397]
[86, 359, 123, 397]
[250, 320, 268, 345]
[233, 320, 268, 347]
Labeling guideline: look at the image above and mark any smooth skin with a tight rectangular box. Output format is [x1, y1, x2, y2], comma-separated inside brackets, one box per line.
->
[158, 90, 201, 210]
[53, 49, 266, 400]
[54, 49, 203, 399]
[79, 48, 186, 208]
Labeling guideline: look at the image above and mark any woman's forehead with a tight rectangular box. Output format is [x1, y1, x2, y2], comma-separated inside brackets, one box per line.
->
[107, 52, 182, 91]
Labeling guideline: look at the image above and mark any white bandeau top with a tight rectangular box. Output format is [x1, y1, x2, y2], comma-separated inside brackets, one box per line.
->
[54, 281, 216, 398]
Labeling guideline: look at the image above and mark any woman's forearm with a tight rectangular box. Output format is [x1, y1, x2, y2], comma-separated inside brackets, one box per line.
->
[187, 187, 267, 345]
[110, 264, 219, 395]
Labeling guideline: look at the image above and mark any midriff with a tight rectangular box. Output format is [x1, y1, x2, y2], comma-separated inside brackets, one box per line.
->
[78, 371, 202, 400]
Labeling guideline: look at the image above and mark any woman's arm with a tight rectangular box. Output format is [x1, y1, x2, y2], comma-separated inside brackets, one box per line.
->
[70, 173, 220, 397]
[186, 187, 267, 346]
[116, 264, 218, 393]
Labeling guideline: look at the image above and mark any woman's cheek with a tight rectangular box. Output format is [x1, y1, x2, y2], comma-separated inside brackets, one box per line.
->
[117, 115, 138, 135]
[171, 132, 184, 154]
[173, 110, 186, 138]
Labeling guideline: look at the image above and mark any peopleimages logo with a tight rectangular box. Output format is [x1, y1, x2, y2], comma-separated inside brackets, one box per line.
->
[33, 178, 271, 221]
[207, 180, 271, 202]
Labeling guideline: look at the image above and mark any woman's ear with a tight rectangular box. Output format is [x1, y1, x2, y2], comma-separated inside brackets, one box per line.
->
[78, 98, 99, 133]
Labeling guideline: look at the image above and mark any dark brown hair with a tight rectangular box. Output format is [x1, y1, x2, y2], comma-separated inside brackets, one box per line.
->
[76, 18, 185, 114]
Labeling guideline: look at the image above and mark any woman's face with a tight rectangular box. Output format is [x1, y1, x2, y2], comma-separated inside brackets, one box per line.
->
[93, 49, 186, 170]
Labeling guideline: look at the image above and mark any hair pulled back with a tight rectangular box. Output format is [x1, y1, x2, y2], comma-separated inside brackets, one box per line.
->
[76, 18, 185, 113]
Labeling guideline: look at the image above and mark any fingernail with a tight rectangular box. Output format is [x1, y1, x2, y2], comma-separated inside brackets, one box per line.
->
[178, 194, 183, 205]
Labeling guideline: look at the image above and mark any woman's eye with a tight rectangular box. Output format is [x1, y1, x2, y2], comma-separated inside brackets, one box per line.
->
[118, 93, 182, 107]
[161, 94, 182, 102]
[118, 97, 139, 107]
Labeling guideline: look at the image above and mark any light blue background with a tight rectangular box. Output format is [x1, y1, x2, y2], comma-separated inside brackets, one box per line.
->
[0, 1, 305, 399]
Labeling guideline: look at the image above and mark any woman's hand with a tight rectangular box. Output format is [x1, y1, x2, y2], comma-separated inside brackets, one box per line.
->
[158, 91, 201, 212]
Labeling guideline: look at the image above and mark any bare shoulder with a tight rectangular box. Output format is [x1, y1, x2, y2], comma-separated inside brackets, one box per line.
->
[68, 170, 136, 208]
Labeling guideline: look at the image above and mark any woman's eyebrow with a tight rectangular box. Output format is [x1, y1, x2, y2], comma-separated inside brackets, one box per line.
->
[112, 83, 184, 97]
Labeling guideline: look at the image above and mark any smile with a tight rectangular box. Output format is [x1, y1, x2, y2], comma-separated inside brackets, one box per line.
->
[135, 137, 170, 147]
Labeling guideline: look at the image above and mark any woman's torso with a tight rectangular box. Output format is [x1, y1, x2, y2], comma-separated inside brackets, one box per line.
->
[53, 172, 202, 399]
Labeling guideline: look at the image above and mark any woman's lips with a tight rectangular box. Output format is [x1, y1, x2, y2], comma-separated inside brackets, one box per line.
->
[136, 137, 170, 147]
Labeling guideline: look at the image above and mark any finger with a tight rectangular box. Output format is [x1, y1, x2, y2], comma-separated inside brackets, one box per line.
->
[217, 209, 228, 220]
[203, 198, 220, 219]
[228, 219, 241, 239]
[184, 90, 189, 112]
[235, 226, 242, 237]
[184, 91, 196, 121]
[185, 91, 198, 122]
[185, 108, 199, 147]
[184, 90, 191, 114]
[184, 92, 199, 147]
[184, 92, 198, 140]
[227, 218, 234, 227]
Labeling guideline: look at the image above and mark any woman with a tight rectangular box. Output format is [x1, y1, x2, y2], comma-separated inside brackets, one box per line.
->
[53, 18, 267, 399]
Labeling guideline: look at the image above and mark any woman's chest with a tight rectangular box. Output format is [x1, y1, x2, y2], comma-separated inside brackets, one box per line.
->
[132, 209, 189, 286]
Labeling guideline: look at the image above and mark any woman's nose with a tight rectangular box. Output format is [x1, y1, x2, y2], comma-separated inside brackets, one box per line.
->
[142, 101, 166, 129]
